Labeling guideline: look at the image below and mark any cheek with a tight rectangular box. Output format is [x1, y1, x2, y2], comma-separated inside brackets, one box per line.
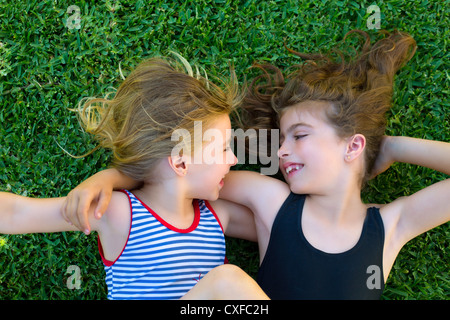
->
[308, 138, 341, 161]
[195, 165, 222, 184]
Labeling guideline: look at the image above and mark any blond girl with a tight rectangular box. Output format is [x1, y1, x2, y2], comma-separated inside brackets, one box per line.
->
[0, 56, 268, 300]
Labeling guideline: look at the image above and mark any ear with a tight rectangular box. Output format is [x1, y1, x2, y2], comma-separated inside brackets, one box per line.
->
[345, 134, 366, 162]
[167, 154, 189, 176]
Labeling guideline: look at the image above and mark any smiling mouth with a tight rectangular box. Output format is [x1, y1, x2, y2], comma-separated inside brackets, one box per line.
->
[285, 164, 304, 176]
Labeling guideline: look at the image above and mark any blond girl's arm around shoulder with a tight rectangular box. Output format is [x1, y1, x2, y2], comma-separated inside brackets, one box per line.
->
[380, 136, 450, 249]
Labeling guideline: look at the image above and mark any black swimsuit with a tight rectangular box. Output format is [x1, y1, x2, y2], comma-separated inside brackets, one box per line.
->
[257, 192, 385, 300]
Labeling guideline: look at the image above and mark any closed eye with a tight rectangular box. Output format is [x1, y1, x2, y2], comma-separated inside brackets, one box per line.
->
[294, 134, 307, 140]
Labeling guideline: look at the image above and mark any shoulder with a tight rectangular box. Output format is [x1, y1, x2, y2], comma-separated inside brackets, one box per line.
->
[377, 199, 403, 237]
[239, 171, 291, 219]
[207, 197, 250, 215]
[377, 196, 411, 259]
[95, 190, 131, 235]
[225, 170, 291, 208]
[103, 190, 131, 217]
[380, 178, 450, 246]
[96, 191, 132, 262]
[228, 170, 288, 188]
[207, 198, 257, 241]
[206, 198, 249, 229]
[111, 190, 131, 206]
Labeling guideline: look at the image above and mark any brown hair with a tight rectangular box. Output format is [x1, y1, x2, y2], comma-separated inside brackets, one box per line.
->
[240, 30, 416, 186]
[77, 55, 239, 181]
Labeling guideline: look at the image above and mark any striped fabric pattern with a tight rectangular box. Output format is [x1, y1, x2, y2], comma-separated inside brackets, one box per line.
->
[100, 190, 226, 300]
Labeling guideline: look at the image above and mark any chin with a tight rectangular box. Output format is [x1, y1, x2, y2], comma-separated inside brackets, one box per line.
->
[289, 183, 309, 195]
[208, 193, 220, 201]
[201, 190, 220, 201]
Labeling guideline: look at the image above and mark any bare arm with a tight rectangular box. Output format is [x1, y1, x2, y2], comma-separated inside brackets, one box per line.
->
[219, 170, 291, 232]
[220, 171, 290, 212]
[387, 136, 450, 175]
[210, 199, 257, 242]
[372, 135, 450, 177]
[383, 136, 450, 244]
[0, 192, 80, 234]
[0, 190, 131, 263]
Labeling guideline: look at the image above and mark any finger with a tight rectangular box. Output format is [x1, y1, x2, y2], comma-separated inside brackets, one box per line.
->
[66, 191, 87, 233]
[68, 193, 84, 231]
[77, 192, 93, 235]
[95, 190, 111, 220]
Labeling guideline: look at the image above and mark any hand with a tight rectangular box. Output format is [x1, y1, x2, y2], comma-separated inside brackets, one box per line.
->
[369, 136, 395, 179]
[62, 172, 113, 235]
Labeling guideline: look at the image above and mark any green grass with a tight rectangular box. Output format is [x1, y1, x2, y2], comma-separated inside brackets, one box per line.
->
[0, 0, 448, 299]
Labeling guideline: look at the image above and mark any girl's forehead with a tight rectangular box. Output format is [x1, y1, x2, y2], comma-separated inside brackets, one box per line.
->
[279, 101, 331, 128]
[208, 113, 231, 128]
[201, 114, 232, 141]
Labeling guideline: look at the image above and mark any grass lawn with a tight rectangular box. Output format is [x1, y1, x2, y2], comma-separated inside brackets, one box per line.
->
[0, 0, 448, 299]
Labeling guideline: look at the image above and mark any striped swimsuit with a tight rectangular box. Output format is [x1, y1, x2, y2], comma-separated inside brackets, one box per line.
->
[98, 190, 226, 300]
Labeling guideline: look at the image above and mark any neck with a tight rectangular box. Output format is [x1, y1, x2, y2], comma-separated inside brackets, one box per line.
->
[306, 177, 366, 225]
[133, 177, 195, 226]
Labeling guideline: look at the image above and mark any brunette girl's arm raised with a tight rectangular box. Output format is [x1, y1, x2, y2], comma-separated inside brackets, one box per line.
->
[383, 136, 450, 245]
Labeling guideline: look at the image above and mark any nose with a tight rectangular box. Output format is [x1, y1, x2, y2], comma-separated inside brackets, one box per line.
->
[277, 142, 290, 158]
[227, 150, 238, 166]
[231, 152, 238, 166]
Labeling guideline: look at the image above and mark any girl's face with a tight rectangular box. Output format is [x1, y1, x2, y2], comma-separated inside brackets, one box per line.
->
[278, 101, 348, 195]
[187, 114, 237, 200]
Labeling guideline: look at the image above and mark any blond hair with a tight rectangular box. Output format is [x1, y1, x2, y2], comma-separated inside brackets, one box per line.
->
[77, 55, 239, 181]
